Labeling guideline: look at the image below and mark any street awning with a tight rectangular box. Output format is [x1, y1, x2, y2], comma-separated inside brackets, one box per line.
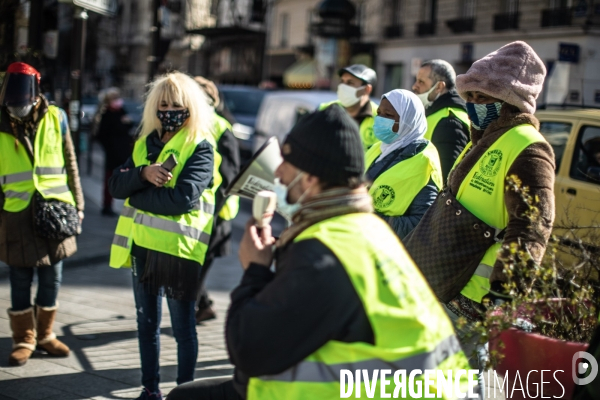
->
[283, 59, 317, 89]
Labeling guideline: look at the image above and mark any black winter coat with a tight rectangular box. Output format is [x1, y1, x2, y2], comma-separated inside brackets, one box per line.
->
[108, 131, 214, 216]
[425, 90, 470, 182]
[207, 127, 241, 259]
[97, 107, 134, 170]
[226, 239, 374, 398]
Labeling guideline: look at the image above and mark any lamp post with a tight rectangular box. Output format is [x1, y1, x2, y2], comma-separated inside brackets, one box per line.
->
[69, 6, 88, 160]
[148, 0, 161, 82]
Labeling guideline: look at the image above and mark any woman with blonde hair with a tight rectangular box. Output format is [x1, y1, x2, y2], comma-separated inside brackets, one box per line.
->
[108, 72, 218, 400]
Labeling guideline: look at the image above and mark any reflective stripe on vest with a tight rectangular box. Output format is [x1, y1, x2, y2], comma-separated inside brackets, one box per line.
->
[109, 203, 136, 268]
[109, 128, 218, 267]
[0, 171, 33, 184]
[425, 107, 469, 141]
[0, 106, 75, 212]
[365, 141, 443, 216]
[134, 213, 211, 245]
[455, 125, 545, 302]
[258, 335, 461, 383]
[248, 213, 471, 399]
[4, 190, 30, 201]
[319, 100, 378, 151]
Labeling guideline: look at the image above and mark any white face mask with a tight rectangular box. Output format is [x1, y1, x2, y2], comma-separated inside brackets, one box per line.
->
[273, 173, 308, 220]
[415, 82, 439, 108]
[337, 83, 364, 108]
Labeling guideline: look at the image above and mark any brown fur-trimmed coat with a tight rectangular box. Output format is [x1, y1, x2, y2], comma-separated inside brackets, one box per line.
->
[447, 104, 555, 284]
[0, 98, 84, 267]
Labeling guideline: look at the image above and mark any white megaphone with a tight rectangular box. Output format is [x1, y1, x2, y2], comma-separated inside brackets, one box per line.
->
[226, 136, 282, 199]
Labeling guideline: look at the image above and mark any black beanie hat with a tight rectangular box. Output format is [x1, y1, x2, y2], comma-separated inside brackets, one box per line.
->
[282, 104, 364, 185]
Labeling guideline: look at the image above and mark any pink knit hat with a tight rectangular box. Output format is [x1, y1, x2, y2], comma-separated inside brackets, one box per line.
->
[456, 41, 546, 114]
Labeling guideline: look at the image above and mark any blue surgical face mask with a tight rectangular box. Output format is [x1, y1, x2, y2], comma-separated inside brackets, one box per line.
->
[373, 116, 398, 144]
[273, 173, 305, 220]
[466, 102, 503, 131]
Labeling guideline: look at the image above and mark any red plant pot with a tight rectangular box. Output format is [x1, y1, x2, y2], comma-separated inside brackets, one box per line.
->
[489, 328, 588, 399]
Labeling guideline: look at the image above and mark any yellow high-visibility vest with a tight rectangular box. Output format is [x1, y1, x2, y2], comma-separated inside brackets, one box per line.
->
[0, 105, 75, 212]
[212, 114, 239, 221]
[247, 213, 471, 399]
[109, 128, 220, 268]
[365, 141, 443, 216]
[452, 124, 545, 302]
[424, 107, 469, 141]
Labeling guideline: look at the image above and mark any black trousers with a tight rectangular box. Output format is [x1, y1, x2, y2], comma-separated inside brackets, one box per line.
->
[167, 377, 243, 400]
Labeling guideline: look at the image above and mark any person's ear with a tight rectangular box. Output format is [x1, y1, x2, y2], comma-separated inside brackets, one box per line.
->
[303, 174, 321, 192]
[304, 173, 319, 187]
[365, 84, 373, 96]
[435, 81, 446, 94]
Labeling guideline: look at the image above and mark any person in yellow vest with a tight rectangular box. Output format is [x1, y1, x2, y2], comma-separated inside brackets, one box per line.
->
[412, 60, 470, 182]
[168, 105, 474, 400]
[108, 72, 220, 400]
[193, 76, 241, 323]
[366, 89, 442, 240]
[407, 41, 556, 383]
[318, 64, 378, 151]
[0, 62, 84, 366]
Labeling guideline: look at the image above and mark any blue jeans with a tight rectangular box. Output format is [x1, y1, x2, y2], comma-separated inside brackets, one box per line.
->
[9, 262, 63, 311]
[131, 254, 198, 393]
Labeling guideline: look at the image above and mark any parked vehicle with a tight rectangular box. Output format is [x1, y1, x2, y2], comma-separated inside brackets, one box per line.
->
[536, 108, 600, 250]
[219, 85, 267, 159]
[252, 91, 339, 153]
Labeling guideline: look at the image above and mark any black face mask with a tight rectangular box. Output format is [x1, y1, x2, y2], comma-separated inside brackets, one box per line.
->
[156, 109, 190, 133]
[7, 105, 33, 119]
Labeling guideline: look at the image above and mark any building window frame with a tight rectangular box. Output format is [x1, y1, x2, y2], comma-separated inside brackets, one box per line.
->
[462, 0, 476, 18]
[280, 12, 289, 48]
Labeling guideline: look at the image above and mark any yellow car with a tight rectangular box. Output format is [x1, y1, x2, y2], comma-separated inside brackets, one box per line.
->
[536, 109, 600, 258]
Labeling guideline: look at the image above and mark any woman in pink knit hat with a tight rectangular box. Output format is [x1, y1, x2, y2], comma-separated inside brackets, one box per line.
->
[404, 41, 556, 390]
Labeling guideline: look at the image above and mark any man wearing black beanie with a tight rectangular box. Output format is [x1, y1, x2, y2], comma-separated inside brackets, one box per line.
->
[169, 106, 472, 400]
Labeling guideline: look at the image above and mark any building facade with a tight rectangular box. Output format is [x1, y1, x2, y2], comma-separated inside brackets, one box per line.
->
[376, 0, 600, 107]
[266, 0, 600, 107]
[187, 0, 268, 85]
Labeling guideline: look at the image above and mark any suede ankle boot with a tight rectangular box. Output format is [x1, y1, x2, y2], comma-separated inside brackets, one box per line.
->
[7, 307, 36, 366]
[36, 304, 69, 357]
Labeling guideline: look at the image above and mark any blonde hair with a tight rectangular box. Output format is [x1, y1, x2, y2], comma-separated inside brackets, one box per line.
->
[139, 72, 214, 143]
[194, 76, 220, 108]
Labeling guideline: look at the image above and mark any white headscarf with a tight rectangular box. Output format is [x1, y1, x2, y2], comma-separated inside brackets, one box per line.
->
[377, 89, 428, 162]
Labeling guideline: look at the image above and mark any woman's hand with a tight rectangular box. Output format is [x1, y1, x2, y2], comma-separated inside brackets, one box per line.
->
[141, 164, 173, 187]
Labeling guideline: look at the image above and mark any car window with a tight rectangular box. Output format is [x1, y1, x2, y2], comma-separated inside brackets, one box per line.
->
[539, 121, 572, 172]
[569, 125, 600, 185]
[222, 91, 265, 115]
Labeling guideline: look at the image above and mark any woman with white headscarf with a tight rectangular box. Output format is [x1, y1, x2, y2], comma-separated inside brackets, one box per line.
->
[365, 89, 442, 239]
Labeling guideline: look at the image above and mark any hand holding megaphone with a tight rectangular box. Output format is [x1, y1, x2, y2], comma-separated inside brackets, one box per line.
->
[253, 191, 277, 230]
[239, 191, 277, 270]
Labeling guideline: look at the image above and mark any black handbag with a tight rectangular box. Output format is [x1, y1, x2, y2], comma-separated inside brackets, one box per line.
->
[34, 192, 80, 240]
[403, 187, 504, 303]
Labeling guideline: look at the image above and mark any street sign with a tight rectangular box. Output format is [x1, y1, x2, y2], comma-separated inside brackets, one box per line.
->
[559, 43, 580, 63]
[73, 0, 117, 16]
